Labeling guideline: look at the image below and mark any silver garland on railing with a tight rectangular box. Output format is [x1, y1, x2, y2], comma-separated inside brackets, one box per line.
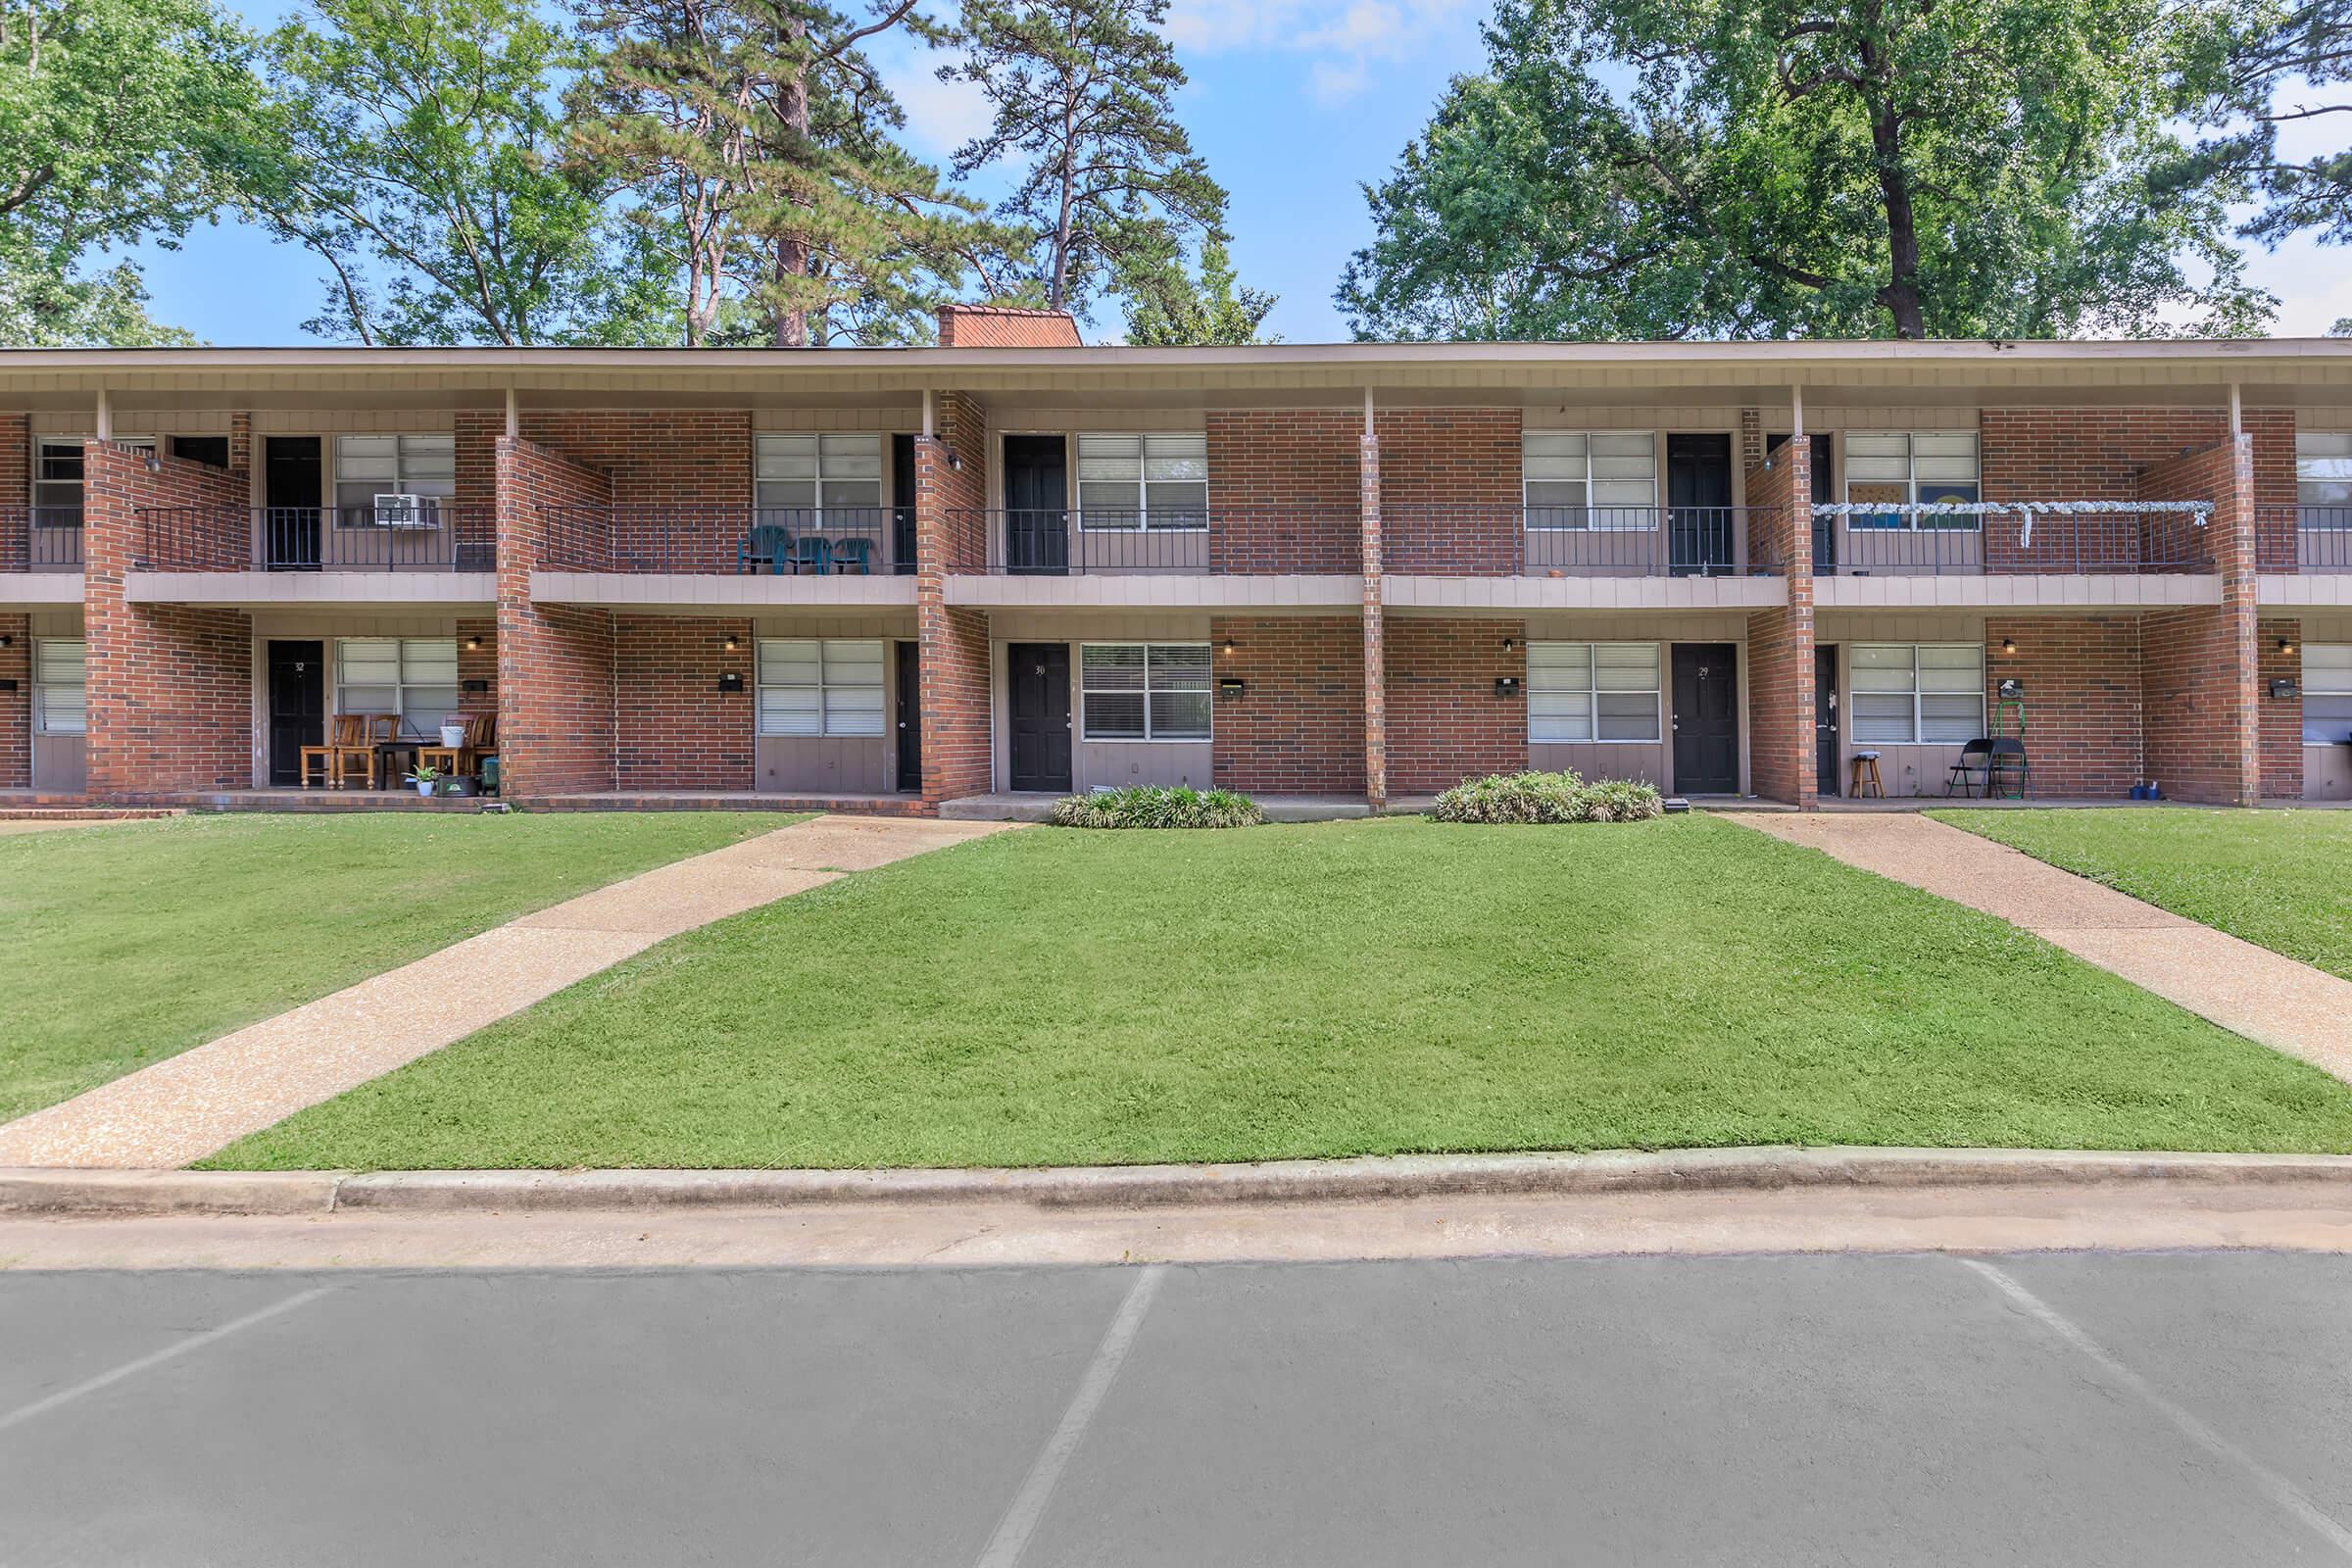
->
[1806, 499, 2214, 548]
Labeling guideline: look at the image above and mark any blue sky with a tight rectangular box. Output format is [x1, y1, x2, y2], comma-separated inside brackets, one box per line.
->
[127, 0, 2350, 345]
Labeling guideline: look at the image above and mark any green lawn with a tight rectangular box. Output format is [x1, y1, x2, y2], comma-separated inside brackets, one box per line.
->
[1932, 807, 2352, 981]
[214, 814, 2352, 1171]
[0, 811, 798, 1121]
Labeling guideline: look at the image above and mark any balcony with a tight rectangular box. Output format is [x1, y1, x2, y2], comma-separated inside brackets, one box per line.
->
[2257, 506, 2352, 606]
[530, 507, 914, 610]
[1381, 506, 1786, 612]
[127, 506, 497, 609]
[0, 507, 81, 605]
[1811, 505, 2219, 609]
[952, 508, 1362, 610]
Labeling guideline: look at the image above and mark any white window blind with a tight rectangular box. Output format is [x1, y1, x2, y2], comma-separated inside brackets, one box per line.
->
[757, 639, 885, 738]
[2305, 643, 2352, 744]
[1845, 433, 1980, 528]
[755, 435, 883, 513]
[1527, 642, 1662, 742]
[1080, 643, 1211, 740]
[333, 435, 455, 520]
[32, 437, 153, 521]
[1523, 432, 1656, 529]
[33, 639, 85, 736]
[336, 638, 462, 737]
[1850, 644, 1984, 744]
[2296, 433, 2352, 516]
[1075, 434, 1208, 530]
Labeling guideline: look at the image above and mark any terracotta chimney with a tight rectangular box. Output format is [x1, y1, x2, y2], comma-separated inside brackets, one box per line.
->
[937, 305, 1082, 349]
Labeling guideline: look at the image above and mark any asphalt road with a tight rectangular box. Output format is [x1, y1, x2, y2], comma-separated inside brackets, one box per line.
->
[5, 1252, 2351, 1566]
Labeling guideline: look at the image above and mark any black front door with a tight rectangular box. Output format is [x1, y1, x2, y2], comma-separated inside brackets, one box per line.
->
[1007, 641, 1072, 792]
[1815, 642, 1840, 797]
[267, 640, 325, 786]
[1003, 435, 1068, 574]
[1667, 434, 1734, 575]
[891, 433, 918, 575]
[264, 436, 322, 570]
[1671, 642, 1740, 795]
[894, 639, 922, 791]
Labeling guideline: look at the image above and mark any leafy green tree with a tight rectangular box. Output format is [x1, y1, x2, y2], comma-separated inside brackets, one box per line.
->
[1120, 237, 1278, 344]
[0, 0, 258, 345]
[250, 0, 672, 345]
[2171, 1, 2352, 251]
[1340, 0, 2270, 341]
[572, 0, 1006, 346]
[942, 0, 1225, 318]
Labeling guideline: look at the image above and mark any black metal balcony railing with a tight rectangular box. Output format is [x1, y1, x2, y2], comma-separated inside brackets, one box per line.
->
[1, 506, 83, 569]
[1384, 506, 1780, 577]
[968, 509, 1360, 574]
[541, 507, 906, 575]
[2257, 505, 2352, 571]
[136, 507, 496, 571]
[1810, 508, 2212, 576]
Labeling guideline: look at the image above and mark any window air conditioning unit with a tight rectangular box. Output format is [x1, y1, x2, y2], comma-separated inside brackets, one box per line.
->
[373, 493, 438, 529]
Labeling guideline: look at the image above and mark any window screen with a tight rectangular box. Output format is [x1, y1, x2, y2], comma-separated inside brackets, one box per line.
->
[755, 435, 884, 513]
[333, 435, 456, 521]
[33, 639, 85, 735]
[2305, 643, 2352, 744]
[1524, 432, 1656, 529]
[1527, 642, 1661, 742]
[1850, 643, 1984, 743]
[1845, 433, 1980, 528]
[1081, 643, 1211, 739]
[336, 638, 461, 737]
[1075, 434, 1208, 529]
[757, 639, 886, 737]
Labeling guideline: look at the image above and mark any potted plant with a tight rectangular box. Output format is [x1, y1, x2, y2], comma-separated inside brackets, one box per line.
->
[405, 764, 440, 798]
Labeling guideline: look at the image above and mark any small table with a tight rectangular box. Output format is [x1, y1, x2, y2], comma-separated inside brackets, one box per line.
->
[374, 739, 422, 790]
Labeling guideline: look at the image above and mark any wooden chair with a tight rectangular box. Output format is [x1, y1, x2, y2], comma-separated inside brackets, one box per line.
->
[466, 712, 499, 792]
[322, 714, 377, 790]
[297, 719, 343, 789]
[418, 711, 492, 779]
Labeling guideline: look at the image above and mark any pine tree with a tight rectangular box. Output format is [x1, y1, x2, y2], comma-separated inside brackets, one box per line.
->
[943, 0, 1224, 318]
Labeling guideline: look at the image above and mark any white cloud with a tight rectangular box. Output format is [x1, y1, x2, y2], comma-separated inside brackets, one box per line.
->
[1165, 0, 1475, 104]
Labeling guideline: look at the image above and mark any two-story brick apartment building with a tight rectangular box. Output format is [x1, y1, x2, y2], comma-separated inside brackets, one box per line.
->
[4, 308, 2350, 813]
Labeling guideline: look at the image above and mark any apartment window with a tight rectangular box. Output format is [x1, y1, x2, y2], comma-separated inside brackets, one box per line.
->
[172, 436, 230, 469]
[32, 639, 85, 736]
[1075, 434, 1208, 530]
[333, 435, 456, 525]
[1851, 644, 1985, 743]
[2306, 644, 2352, 744]
[336, 637, 462, 737]
[1079, 643, 1212, 740]
[1845, 433, 1979, 529]
[755, 434, 883, 514]
[31, 436, 154, 523]
[1527, 642, 1662, 742]
[2295, 433, 2352, 528]
[1524, 432, 1657, 530]
[757, 638, 885, 738]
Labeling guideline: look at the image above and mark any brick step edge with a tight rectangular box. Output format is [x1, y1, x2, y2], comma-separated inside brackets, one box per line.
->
[0, 808, 182, 821]
[6, 1147, 2352, 1217]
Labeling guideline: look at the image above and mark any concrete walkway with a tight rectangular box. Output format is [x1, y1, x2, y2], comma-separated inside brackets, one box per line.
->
[0, 814, 1017, 1170]
[1731, 812, 2352, 1084]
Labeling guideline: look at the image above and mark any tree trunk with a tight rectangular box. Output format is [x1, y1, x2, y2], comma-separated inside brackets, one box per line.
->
[1049, 91, 1076, 312]
[1869, 107, 1926, 339]
[772, 60, 811, 348]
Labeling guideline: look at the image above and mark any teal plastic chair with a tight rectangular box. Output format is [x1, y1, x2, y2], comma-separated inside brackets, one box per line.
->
[739, 523, 792, 574]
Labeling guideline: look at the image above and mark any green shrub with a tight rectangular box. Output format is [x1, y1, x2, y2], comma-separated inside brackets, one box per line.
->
[1431, 769, 1662, 825]
[1049, 786, 1267, 829]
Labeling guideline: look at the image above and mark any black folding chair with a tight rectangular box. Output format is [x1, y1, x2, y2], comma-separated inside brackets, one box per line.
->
[1944, 740, 1995, 798]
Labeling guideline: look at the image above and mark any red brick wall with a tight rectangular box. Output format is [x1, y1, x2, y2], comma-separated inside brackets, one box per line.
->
[0, 612, 26, 788]
[458, 410, 752, 570]
[1210, 616, 1366, 795]
[495, 437, 616, 794]
[82, 440, 254, 796]
[2141, 607, 2250, 804]
[457, 620, 497, 714]
[1984, 616, 2140, 796]
[1743, 443, 1815, 807]
[937, 305, 1081, 347]
[1206, 411, 1360, 572]
[917, 391, 993, 802]
[1385, 618, 1527, 792]
[116, 442, 253, 570]
[1982, 408, 2292, 572]
[2260, 620, 2304, 801]
[1378, 408, 1523, 575]
[1360, 432, 1385, 804]
[0, 414, 27, 570]
[614, 614, 755, 790]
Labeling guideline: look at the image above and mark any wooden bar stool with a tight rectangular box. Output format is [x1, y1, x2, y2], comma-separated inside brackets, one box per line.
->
[1848, 751, 1885, 799]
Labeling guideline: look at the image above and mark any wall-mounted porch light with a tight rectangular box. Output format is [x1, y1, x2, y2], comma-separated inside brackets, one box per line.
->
[2278, 636, 2298, 656]
[1999, 637, 2018, 656]
[1220, 637, 1237, 658]
[1501, 635, 1517, 651]
[722, 634, 742, 653]
[465, 635, 482, 651]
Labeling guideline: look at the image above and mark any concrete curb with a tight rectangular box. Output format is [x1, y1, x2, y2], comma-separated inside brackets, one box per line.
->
[6, 1147, 2352, 1217]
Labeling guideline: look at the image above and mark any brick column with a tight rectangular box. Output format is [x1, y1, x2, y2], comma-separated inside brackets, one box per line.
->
[1742, 439, 1816, 808]
[2138, 436, 2259, 805]
[1360, 429, 1386, 809]
[0, 612, 27, 789]
[82, 440, 254, 798]
[0, 413, 27, 570]
[916, 392, 991, 806]
[494, 436, 616, 797]
[2260, 618, 2303, 802]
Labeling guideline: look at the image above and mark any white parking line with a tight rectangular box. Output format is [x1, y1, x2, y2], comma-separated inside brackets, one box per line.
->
[1959, 1259, 2352, 1558]
[975, 1264, 1168, 1568]
[0, 1287, 333, 1437]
